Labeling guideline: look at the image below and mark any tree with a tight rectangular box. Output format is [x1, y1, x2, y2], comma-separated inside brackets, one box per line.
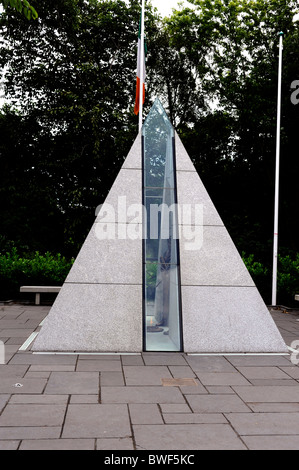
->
[166, 0, 299, 269]
[1, 0, 38, 20]
[0, 0, 159, 255]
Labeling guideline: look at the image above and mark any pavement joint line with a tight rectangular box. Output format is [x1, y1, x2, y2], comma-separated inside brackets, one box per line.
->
[18, 332, 39, 351]
[32, 352, 141, 356]
[187, 352, 290, 356]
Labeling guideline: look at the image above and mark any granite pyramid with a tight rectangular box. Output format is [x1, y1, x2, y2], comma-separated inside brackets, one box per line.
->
[32, 100, 287, 353]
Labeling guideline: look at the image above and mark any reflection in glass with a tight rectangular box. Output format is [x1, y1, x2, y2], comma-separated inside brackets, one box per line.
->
[142, 99, 182, 352]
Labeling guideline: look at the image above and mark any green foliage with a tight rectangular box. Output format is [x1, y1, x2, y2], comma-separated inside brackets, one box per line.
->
[0, 248, 74, 300]
[1, 0, 38, 19]
[242, 252, 299, 306]
[0, 0, 298, 305]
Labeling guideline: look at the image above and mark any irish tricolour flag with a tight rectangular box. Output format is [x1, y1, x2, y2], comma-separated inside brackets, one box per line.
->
[134, 13, 147, 116]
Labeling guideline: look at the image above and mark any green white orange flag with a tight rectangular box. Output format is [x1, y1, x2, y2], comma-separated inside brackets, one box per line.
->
[134, 13, 147, 116]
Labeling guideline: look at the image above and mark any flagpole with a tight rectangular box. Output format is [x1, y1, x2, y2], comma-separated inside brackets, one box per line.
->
[138, 0, 145, 132]
[272, 31, 284, 306]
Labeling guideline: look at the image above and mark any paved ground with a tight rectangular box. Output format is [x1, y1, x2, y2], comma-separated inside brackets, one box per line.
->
[1, 303, 299, 450]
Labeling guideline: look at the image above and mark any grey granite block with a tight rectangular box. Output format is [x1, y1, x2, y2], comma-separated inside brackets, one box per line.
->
[122, 134, 142, 169]
[176, 171, 224, 226]
[32, 284, 142, 352]
[66, 223, 142, 285]
[174, 132, 197, 172]
[96, 169, 142, 224]
[179, 226, 255, 287]
[182, 286, 288, 353]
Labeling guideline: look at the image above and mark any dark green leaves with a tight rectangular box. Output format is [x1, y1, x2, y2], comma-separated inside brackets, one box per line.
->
[1, 0, 38, 20]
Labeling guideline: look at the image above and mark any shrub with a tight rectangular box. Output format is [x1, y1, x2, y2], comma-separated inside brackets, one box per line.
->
[242, 252, 299, 307]
[0, 248, 74, 300]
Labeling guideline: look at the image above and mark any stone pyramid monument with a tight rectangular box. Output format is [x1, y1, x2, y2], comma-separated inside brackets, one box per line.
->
[32, 99, 287, 354]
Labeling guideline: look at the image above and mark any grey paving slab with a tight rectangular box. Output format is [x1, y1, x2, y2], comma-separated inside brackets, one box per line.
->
[0, 440, 20, 450]
[25, 371, 51, 379]
[160, 404, 191, 414]
[96, 438, 134, 450]
[0, 395, 10, 413]
[19, 439, 95, 450]
[9, 353, 77, 365]
[143, 353, 187, 366]
[280, 366, 299, 379]
[76, 359, 122, 372]
[134, 424, 246, 450]
[44, 371, 100, 395]
[78, 354, 121, 360]
[177, 380, 208, 395]
[226, 355, 291, 367]
[186, 394, 251, 413]
[121, 355, 144, 366]
[70, 395, 99, 404]
[236, 366, 293, 380]
[28, 364, 75, 372]
[0, 377, 47, 394]
[248, 403, 299, 412]
[248, 379, 299, 386]
[100, 371, 125, 387]
[0, 329, 34, 338]
[129, 404, 163, 425]
[0, 426, 61, 440]
[163, 413, 228, 424]
[206, 386, 236, 394]
[185, 355, 236, 372]
[101, 386, 185, 404]
[243, 435, 299, 450]
[195, 372, 250, 386]
[0, 364, 28, 378]
[62, 404, 131, 439]
[232, 385, 299, 403]
[123, 365, 172, 385]
[0, 404, 66, 427]
[226, 413, 299, 435]
[168, 366, 196, 378]
[9, 394, 68, 404]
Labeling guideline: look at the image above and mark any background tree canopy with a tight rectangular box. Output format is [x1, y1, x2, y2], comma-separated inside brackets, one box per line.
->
[0, 0, 298, 304]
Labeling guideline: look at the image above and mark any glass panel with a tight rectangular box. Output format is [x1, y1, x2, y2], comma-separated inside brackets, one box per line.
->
[142, 99, 182, 352]
[143, 100, 175, 189]
[145, 188, 178, 264]
[145, 263, 181, 351]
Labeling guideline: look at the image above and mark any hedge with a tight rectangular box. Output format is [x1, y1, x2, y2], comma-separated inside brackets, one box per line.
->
[0, 248, 298, 307]
[0, 248, 74, 300]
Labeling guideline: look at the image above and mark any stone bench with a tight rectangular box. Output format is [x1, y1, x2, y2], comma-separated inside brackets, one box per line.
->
[20, 286, 61, 305]
[296, 295, 299, 302]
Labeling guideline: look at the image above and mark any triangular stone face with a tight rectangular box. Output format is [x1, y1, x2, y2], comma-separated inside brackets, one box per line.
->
[32, 135, 144, 352]
[33, 102, 288, 354]
[174, 132, 287, 353]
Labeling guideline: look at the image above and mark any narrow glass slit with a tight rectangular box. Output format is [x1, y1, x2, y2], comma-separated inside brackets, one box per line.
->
[142, 99, 182, 352]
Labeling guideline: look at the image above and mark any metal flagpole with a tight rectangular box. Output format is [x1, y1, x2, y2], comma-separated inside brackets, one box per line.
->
[272, 32, 284, 306]
[138, 0, 145, 132]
